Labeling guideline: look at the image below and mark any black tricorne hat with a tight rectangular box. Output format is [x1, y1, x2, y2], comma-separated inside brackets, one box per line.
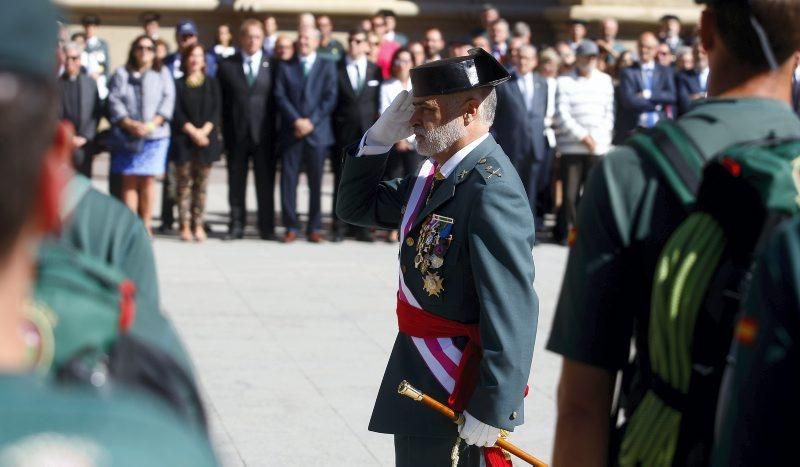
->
[410, 48, 510, 98]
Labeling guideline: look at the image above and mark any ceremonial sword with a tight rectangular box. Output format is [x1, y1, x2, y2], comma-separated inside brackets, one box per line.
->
[398, 380, 548, 467]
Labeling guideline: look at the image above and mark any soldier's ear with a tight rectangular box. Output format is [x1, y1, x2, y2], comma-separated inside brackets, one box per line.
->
[463, 97, 481, 125]
[699, 9, 715, 56]
[35, 121, 73, 233]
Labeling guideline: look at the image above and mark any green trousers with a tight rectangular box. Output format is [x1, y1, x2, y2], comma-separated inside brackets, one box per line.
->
[394, 435, 485, 467]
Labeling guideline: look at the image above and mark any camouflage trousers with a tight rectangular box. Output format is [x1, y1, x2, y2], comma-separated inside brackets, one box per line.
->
[176, 159, 211, 228]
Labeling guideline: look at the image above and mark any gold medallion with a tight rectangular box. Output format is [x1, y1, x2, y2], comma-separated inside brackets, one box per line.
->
[422, 272, 444, 297]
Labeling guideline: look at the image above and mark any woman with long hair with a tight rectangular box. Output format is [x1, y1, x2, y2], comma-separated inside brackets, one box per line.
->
[170, 44, 222, 242]
[108, 34, 175, 234]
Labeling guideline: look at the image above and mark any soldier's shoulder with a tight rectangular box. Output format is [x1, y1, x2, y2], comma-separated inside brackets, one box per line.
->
[0, 378, 218, 466]
[472, 155, 509, 186]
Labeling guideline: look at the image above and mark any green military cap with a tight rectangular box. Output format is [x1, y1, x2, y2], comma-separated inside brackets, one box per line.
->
[0, 0, 58, 79]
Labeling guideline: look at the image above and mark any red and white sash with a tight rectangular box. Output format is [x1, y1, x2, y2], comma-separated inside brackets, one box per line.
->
[397, 160, 464, 395]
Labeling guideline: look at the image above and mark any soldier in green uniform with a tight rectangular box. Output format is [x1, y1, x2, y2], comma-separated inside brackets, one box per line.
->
[0, 0, 218, 464]
[59, 173, 196, 376]
[546, 1, 800, 465]
[337, 48, 538, 466]
[712, 216, 800, 467]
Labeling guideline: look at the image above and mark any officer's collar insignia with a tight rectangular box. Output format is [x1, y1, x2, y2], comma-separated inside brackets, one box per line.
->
[486, 166, 502, 179]
[422, 272, 444, 297]
[458, 170, 469, 180]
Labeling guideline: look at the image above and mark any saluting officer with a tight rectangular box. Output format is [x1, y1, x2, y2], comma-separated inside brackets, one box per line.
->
[337, 48, 539, 466]
[546, 0, 800, 465]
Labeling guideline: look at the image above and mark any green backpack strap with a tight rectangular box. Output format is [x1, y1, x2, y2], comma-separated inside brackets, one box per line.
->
[628, 120, 707, 210]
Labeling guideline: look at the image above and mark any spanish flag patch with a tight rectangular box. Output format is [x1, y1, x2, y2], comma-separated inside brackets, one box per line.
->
[735, 316, 758, 346]
[567, 227, 578, 247]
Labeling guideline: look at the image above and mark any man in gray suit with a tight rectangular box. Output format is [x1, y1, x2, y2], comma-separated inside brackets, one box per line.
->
[493, 45, 549, 227]
[59, 41, 101, 178]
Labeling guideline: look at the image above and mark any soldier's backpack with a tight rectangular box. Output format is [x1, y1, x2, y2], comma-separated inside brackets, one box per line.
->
[616, 121, 800, 467]
[29, 242, 208, 432]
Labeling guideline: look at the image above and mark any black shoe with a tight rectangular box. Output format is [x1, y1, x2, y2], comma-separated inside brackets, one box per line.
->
[259, 231, 276, 241]
[157, 223, 174, 234]
[355, 230, 375, 243]
[225, 225, 244, 241]
[331, 232, 344, 243]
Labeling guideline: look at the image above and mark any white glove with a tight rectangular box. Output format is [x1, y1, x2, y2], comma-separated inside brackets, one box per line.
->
[365, 90, 415, 147]
[458, 411, 501, 447]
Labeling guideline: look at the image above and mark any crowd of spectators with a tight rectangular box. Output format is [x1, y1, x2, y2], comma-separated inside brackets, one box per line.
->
[57, 4, 720, 244]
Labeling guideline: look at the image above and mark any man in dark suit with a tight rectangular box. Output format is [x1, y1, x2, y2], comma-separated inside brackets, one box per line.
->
[676, 43, 709, 115]
[493, 44, 549, 229]
[217, 18, 277, 240]
[59, 41, 101, 178]
[331, 28, 382, 242]
[618, 32, 677, 139]
[274, 28, 338, 243]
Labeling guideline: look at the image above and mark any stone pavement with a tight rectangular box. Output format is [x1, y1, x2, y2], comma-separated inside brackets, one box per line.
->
[91, 156, 568, 466]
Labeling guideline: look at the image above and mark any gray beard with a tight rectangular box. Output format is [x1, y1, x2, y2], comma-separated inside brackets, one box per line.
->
[415, 117, 467, 156]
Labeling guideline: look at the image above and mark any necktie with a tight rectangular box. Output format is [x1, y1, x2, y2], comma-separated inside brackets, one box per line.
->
[644, 68, 657, 127]
[355, 64, 362, 94]
[246, 58, 256, 86]
[302, 58, 311, 78]
[425, 166, 445, 206]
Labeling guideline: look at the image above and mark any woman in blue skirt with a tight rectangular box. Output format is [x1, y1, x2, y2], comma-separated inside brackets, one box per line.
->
[108, 34, 175, 234]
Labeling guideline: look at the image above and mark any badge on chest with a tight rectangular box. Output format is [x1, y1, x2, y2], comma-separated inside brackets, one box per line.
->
[413, 214, 455, 297]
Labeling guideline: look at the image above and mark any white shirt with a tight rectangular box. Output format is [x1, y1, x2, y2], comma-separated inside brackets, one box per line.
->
[263, 35, 277, 55]
[699, 66, 710, 91]
[345, 56, 368, 92]
[438, 133, 490, 177]
[385, 31, 396, 43]
[242, 50, 263, 78]
[300, 52, 317, 74]
[214, 44, 236, 58]
[555, 69, 615, 155]
[640, 61, 656, 99]
[516, 71, 535, 110]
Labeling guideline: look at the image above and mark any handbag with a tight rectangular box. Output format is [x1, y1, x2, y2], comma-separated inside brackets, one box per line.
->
[110, 125, 144, 154]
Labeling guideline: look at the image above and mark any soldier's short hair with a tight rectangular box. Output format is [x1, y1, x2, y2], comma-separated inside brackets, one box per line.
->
[240, 18, 264, 35]
[712, 0, 800, 70]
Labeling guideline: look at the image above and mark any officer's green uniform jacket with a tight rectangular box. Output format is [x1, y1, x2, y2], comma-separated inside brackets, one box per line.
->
[337, 134, 538, 436]
[547, 99, 800, 404]
[712, 216, 800, 467]
[59, 175, 194, 375]
[0, 374, 218, 466]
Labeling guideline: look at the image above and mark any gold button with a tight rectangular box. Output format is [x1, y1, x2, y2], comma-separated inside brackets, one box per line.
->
[406, 237, 415, 247]
[478, 158, 487, 164]
[402, 265, 407, 274]
[510, 411, 518, 420]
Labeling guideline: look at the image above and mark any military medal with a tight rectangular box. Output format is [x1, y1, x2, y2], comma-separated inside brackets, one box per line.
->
[422, 272, 444, 297]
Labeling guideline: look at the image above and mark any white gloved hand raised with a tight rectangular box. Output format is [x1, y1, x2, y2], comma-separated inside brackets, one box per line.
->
[458, 411, 501, 447]
[365, 89, 415, 147]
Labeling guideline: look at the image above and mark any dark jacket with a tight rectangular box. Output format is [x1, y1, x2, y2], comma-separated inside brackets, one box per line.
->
[273, 55, 338, 148]
[336, 135, 538, 436]
[676, 69, 707, 116]
[332, 60, 382, 150]
[492, 73, 549, 164]
[618, 63, 676, 139]
[216, 53, 275, 151]
[58, 73, 102, 144]
[170, 76, 222, 164]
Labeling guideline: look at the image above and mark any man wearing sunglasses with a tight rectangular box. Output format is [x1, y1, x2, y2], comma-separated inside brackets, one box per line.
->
[331, 28, 382, 242]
